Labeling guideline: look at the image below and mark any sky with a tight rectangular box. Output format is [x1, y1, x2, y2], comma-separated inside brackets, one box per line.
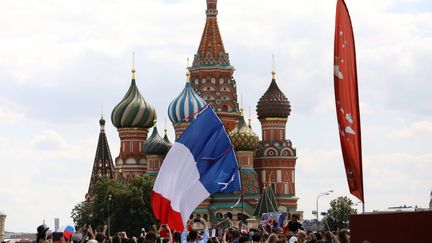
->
[0, 0, 431, 233]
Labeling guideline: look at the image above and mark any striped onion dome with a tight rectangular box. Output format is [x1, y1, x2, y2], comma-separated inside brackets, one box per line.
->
[229, 111, 259, 151]
[144, 126, 172, 155]
[256, 70, 291, 119]
[111, 70, 156, 128]
[168, 71, 206, 124]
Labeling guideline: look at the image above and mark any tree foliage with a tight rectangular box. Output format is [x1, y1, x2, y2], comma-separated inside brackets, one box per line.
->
[71, 175, 157, 237]
[323, 196, 357, 230]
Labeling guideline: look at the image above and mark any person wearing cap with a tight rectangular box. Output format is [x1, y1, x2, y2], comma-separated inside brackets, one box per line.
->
[36, 225, 51, 243]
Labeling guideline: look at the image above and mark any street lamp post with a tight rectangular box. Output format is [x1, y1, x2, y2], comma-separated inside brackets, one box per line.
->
[316, 190, 333, 232]
[108, 194, 112, 237]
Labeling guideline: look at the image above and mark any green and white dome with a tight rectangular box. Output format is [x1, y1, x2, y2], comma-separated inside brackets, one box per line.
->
[111, 70, 156, 128]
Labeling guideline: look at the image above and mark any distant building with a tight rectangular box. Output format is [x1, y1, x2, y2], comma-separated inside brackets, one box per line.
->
[0, 213, 6, 242]
[54, 218, 59, 232]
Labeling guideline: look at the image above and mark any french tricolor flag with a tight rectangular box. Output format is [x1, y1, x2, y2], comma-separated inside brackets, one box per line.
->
[151, 105, 241, 231]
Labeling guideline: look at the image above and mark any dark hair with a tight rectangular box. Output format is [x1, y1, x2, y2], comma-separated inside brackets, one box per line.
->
[338, 229, 349, 243]
[252, 233, 261, 242]
[145, 232, 157, 242]
[137, 237, 145, 243]
[231, 230, 240, 240]
[189, 230, 198, 242]
[95, 233, 105, 243]
[324, 232, 332, 241]
[112, 236, 122, 243]
[239, 236, 250, 243]
[173, 232, 181, 243]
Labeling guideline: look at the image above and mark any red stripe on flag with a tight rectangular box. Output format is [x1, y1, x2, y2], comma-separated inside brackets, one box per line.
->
[151, 191, 184, 232]
[334, 0, 364, 202]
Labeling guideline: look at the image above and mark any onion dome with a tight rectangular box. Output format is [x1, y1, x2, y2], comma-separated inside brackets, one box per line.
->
[168, 70, 206, 124]
[229, 110, 259, 151]
[144, 124, 172, 155]
[163, 128, 172, 145]
[256, 70, 291, 119]
[111, 69, 156, 128]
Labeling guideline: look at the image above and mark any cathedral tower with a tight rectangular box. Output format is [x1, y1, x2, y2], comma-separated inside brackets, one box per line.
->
[189, 0, 240, 132]
[255, 70, 299, 210]
[86, 117, 115, 199]
[111, 69, 156, 181]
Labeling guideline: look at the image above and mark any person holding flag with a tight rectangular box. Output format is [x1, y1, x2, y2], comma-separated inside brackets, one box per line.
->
[151, 105, 242, 231]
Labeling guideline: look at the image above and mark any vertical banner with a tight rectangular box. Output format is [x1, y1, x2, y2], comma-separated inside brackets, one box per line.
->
[334, 0, 364, 202]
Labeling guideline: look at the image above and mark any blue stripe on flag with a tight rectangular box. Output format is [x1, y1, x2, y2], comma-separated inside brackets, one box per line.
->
[177, 106, 241, 194]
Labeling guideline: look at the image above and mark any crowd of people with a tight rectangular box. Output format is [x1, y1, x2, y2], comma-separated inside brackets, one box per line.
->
[33, 214, 350, 243]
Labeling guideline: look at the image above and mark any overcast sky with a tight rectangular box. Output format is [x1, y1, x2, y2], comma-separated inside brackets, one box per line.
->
[0, 0, 431, 233]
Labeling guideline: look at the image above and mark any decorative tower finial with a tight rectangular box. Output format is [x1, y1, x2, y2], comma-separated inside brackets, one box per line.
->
[248, 106, 252, 128]
[206, 0, 218, 16]
[186, 58, 191, 82]
[272, 54, 276, 79]
[164, 117, 168, 136]
[132, 52, 136, 80]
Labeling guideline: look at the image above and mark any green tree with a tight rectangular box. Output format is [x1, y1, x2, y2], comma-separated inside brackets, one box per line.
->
[71, 175, 157, 237]
[323, 196, 357, 230]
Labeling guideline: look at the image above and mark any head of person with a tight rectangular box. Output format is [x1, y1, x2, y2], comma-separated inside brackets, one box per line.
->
[239, 236, 251, 243]
[265, 233, 278, 243]
[323, 232, 332, 241]
[188, 230, 198, 242]
[144, 232, 157, 243]
[338, 229, 349, 243]
[231, 230, 241, 241]
[36, 225, 50, 242]
[296, 231, 307, 242]
[72, 232, 84, 243]
[173, 232, 181, 243]
[96, 233, 106, 243]
[112, 236, 122, 243]
[291, 214, 299, 222]
[252, 233, 261, 243]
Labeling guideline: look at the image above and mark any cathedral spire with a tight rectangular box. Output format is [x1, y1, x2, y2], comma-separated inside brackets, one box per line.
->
[192, 0, 228, 67]
[87, 116, 115, 200]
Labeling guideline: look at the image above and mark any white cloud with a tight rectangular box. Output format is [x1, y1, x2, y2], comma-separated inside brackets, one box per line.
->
[0, 108, 25, 123]
[30, 130, 66, 150]
[0, 136, 8, 145]
[390, 120, 432, 137]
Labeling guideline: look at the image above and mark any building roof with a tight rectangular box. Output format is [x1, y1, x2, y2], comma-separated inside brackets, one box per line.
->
[229, 111, 259, 151]
[256, 72, 291, 119]
[144, 126, 172, 155]
[253, 184, 279, 216]
[111, 69, 156, 128]
[191, 0, 231, 68]
[87, 117, 115, 197]
[168, 71, 207, 124]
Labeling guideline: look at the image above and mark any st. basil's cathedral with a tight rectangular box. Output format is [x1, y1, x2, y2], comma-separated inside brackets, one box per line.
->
[87, 0, 301, 226]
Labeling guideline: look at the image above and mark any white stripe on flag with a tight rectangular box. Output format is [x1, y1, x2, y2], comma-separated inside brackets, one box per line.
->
[153, 142, 210, 225]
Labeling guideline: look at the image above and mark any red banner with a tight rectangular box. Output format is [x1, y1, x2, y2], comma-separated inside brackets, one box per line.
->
[334, 0, 364, 202]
